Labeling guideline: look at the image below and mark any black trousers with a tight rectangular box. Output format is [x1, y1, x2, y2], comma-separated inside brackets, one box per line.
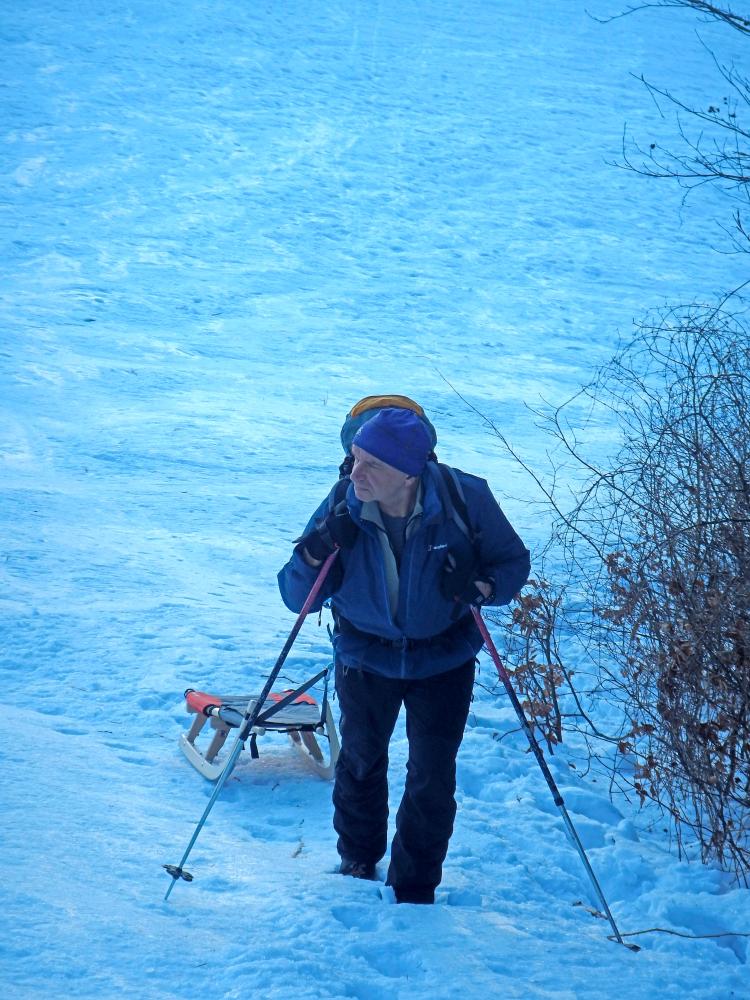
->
[332, 658, 475, 903]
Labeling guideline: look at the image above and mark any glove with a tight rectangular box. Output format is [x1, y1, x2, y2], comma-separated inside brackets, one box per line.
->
[300, 503, 359, 563]
[440, 551, 493, 607]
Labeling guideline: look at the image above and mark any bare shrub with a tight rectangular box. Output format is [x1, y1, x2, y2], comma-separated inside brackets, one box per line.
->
[486, 301, 750, 881]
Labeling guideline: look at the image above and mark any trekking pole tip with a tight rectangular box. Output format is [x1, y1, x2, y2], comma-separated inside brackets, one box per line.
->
[609, 935, 641, 952]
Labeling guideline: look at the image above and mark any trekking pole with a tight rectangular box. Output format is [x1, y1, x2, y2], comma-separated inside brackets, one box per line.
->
[163, 549, 339, 902]
[471, 607, 633, 949]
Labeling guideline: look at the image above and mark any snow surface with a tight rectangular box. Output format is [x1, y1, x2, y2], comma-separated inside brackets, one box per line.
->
[2, 1, 749, 997]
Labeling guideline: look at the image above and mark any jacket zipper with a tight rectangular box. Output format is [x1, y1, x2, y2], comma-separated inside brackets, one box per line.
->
[399, 537, 419, 678]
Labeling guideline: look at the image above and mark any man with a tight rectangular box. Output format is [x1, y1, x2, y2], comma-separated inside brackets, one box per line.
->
[278, 404, 530, 904]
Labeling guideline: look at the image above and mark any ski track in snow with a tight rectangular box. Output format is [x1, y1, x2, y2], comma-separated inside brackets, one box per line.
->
[1, 2, 749, 998]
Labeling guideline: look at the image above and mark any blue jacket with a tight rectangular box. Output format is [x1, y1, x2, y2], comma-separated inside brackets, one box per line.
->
[277, 462, 530, 679]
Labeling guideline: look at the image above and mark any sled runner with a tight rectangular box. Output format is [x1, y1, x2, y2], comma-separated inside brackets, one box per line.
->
[179, 667, 340, 781]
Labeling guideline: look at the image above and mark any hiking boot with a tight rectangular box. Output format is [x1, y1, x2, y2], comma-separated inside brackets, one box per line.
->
[339, 858, 377, 880]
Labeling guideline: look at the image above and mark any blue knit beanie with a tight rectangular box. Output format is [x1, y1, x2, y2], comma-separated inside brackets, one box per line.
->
[352, 407, 432, 476]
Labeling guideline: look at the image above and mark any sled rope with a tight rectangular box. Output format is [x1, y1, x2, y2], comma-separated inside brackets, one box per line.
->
[608, 927, 750, 941]
[615, 927, 750, 942]
[574, 901, 750, 945]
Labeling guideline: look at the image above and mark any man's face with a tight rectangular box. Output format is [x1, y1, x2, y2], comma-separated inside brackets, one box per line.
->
[350, 444, 412, 508]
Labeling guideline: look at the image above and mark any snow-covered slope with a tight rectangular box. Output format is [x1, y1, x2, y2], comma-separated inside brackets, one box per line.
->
[2, 2, 747, 997]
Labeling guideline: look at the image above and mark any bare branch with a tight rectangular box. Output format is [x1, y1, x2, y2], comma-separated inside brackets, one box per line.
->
[589, 2, 750, 35]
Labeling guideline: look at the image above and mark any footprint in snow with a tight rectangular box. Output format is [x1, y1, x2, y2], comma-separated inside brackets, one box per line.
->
[561, 787, 625, 826]
[444, 888, 483, 907]
[331, 903, 380, 932]
[54, 725, 88, 737]
[138, 693, 171, 710]
[354, 942, 425, 981]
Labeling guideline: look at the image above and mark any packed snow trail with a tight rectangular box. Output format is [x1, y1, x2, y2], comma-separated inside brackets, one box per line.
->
[2, 1, 748, 998]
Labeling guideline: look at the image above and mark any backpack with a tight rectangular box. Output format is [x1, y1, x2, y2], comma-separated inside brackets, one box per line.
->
[333, 395, 477, 547]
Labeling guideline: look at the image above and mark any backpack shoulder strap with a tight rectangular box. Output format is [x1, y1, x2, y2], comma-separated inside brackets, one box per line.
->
[329, 476, 350, 513]
[435, 464, 478, 546]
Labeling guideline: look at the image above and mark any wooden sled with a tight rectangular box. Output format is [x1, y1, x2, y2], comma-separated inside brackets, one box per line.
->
[179, 667, 340, 781]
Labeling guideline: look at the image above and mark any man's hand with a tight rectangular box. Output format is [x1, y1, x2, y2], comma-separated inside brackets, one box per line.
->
[300, 504, 358, 566]
[440, 551, 494, 607]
